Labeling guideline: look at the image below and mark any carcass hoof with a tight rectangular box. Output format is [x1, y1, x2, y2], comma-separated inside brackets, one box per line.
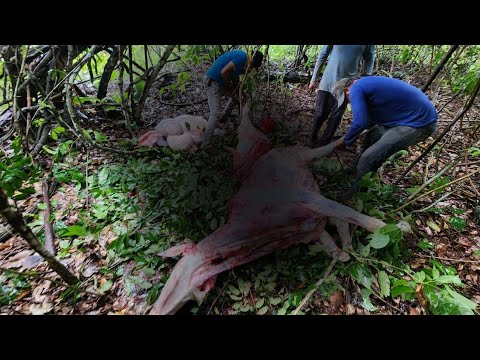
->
[332, 251, 350, 262]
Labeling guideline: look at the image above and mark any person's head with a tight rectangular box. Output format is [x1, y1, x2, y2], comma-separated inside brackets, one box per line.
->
[331, 77, 359, 108]
[250, 50, 264, 70]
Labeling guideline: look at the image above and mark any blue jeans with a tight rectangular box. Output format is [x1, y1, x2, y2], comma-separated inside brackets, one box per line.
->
[353, 121, 437, 191]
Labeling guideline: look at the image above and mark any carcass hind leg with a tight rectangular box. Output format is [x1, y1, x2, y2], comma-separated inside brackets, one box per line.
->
[316, 230, 350, 262]
[298, 191, 386, 233]
[328, 217, 353, 252]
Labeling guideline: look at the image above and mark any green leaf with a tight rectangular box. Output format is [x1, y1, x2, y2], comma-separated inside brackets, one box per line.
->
[432, 267, 440, 279]
[349, 264, 374, 290]
[142, 268, 156, 276]
[51, 126, 66, 140]
[378, 271, 390, 298]
[94, 131, 107, 143]
[391, 285, 416, 298]
[417, 239, 434, 250]
[446, 288, 477, 311]
[358, 242, 371, 257]
[468, 147, 480, 156]
[378, 224, 403, 241]
[405, 186, 420, 194]
[37, 203, 47, 210]
[141, 281, 153, 290]
[474, 250, 480, 257]
[413, 271, 426, 283]
[435, 275, 462, 285]
[258, 306, 269, 315]
[210, 217, 218, 231]
[100, 280, 113, 292]
[255, 299, 265, 309]
[449, 217, 466, 231]
[63, 225, 87, 237]
[269, 297, 282, 306]
[277, 308, 287, 315]
[426, 220, 441, 233]
[59, 240, 70, 249]
[369, 232, 390, 249]
[360, 288, 376, 312]
[423, 284, 440, 308]
[429, 176, 450, 194]
[227, 284, 240, 296]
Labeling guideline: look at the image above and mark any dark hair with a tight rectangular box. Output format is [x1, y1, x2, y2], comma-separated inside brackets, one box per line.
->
[252, 51, 264, 68]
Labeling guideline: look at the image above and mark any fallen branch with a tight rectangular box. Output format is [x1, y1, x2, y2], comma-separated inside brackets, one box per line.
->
[417, 254, 480, 264]
[0, 267, 101, 296]
[158, 98, 207, 107]
[0, 187, 78, 285]
[395, 75, 480, 185]
[42, 181, 55, 255]
[291, 258, 337, 315]
[391, 168, 480, 214]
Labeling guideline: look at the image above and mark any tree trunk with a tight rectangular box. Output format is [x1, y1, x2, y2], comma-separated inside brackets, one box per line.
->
[422, 45, 459, 92]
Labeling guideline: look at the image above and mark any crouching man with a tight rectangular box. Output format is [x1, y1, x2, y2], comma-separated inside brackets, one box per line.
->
[332, 76, 438, 197]
[202, 49, 263, 148]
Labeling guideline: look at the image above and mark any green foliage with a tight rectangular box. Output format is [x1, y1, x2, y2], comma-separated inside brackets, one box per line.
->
[0, 271, 30, 305]
[0, 137, 40, 199]
[347, 177, 477, 315]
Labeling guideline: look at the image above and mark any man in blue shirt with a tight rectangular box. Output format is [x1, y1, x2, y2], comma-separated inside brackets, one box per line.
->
[202, 49, 263, 148]
[308, 45, 376, 148]
[333, 76, 438, 195]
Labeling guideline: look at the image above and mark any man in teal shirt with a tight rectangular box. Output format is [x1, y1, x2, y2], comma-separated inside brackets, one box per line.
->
[308, 45, 376, 147]
[202, 49, 263, 147]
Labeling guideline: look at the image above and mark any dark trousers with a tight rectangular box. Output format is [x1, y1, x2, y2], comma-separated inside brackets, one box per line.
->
[311, 90, 348, 143]
[352, 121, 438, 192]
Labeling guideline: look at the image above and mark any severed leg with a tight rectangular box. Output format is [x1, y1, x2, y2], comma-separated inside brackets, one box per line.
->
[328, 217, 353, 252]
[297, 190, 387, 233]
[317, 230, 350, 262]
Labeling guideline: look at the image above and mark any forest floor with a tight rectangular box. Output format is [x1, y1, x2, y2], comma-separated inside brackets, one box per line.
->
[1, 60, 479, 315]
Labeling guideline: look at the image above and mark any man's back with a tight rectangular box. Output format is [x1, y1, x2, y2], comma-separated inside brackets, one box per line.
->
[207, 50, 247, 86]
[351, 76, 438, 127]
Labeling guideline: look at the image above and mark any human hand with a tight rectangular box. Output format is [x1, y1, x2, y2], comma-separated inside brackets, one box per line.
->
[334, 136, 346, 150]
[308, 82, 316, 91]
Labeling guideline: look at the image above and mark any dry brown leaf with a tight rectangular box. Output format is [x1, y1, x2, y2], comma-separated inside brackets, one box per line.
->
[98, 225, 117, 248]
[65, 213, 78, 226]
[29, 302, 53, 315]
[435, 243, 447, 256]
[346, 304, 355, 315]
[3, 249, 34, 269]
[82, 264, 99, 278]
[424, 226, 433, 236]
[426, 220, 441, 233]
[328, 291, 344, 312]
[16, 289, 31, 301]
[457, 237, 473, 247]
[410, 257, 427, 269]
[32, 281, 51, 303]
[0, 242, 12, 251]
[409, 307, 420, 315]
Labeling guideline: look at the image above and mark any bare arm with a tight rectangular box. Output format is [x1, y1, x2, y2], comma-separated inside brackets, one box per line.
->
[309, 45, 333, 89]
[221, 61, 237, 95]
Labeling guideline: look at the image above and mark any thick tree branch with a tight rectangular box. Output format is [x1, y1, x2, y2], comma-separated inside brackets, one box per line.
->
[0, 187, 78, 284]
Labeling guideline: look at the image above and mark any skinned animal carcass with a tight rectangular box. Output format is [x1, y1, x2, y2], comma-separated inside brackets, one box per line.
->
[139, 115, 207, 151]
[149, 100, 398, 315]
